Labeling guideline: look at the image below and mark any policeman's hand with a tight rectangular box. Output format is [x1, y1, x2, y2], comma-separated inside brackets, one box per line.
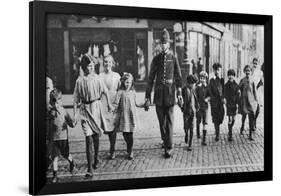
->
[73, 114, 78, 125]
[178, 95, 184, 108]
[108, 104, 114, 112]
[223, 98, 227, 105]
[144, 98, 150, 111]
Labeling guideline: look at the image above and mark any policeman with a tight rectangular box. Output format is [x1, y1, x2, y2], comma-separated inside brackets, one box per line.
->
[145, 28, 183, 158]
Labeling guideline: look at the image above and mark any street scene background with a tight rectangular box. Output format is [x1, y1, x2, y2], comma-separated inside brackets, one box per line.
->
[46, 15, 264, 182]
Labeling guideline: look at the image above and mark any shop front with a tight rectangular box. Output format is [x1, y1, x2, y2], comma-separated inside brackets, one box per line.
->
[47, 15, 149, 93]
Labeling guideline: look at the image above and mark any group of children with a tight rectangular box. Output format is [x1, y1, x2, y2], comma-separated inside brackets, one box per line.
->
[181, 63, 260, 151]
[47, 67, 142, 182]
[46, 60, 260, 182]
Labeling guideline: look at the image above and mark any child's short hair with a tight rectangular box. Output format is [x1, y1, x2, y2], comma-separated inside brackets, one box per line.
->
[243, 64, 252, 72]
[49, 88, 62, 104]
[227, 69, 236, 76]
[186, 74, 198, 84]
[212, 63, 222, 70]
[199, 71, 208, 79]
[252, 57, 258, 63]
[120, 72, 134, 90]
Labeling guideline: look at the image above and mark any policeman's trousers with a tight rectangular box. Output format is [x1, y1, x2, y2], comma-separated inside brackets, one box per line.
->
[156, 105, 174, 150]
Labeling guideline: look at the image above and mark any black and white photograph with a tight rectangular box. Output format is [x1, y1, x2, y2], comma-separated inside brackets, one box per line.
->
[45, 13, 266, 183]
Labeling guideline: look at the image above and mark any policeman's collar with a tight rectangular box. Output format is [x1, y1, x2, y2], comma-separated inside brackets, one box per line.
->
[162, 50, 172, 55]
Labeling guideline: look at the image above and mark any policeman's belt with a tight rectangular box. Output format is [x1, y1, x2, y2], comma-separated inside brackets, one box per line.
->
[82, 97, 101, 104]
[157, 79, 173, 85]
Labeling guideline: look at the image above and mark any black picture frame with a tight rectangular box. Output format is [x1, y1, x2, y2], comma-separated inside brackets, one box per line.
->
[29, 0, 273, 195]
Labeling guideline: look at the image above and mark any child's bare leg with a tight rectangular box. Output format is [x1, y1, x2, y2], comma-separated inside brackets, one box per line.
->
[52, 156, 58, 183]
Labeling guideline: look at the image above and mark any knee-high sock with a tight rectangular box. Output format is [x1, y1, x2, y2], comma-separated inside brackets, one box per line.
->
[93, 134, 99, 159]
[109, 132, 117, 154]
[85, 136, 94, 172]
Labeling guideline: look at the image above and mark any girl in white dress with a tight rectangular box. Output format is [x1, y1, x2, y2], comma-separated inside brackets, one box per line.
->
[99, 55, 121, 159]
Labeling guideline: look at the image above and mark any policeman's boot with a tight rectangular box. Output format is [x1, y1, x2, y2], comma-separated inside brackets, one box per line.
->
[196, 124, 201, 139]
[215, 124, 220, 142]
[93, 156, 100, 170]
[248, 129, 254, 141]
[202, 130, 207, 146]
[240, 115, 246, 135]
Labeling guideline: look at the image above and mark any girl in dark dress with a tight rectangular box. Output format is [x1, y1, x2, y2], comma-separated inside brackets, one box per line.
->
[224, 69, 240, 142]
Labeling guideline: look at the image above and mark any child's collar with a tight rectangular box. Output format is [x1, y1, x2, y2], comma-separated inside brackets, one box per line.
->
[213, 75, 221, 79]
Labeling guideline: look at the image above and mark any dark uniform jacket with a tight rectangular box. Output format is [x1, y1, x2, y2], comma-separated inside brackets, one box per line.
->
[208, 76, 224, 108]
[145, 50, 182, 107]
[182, 86, 199, 117]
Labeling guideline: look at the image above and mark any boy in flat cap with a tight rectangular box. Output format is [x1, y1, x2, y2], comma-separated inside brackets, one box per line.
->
[207, 63, 225, 141]
[181, 75, 198, 151]
[145, 28, 183, 158]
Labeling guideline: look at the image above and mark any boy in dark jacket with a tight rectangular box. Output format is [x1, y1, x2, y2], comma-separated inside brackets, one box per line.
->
[48, 89, 76, 183]
[195, 71, 209, 145]
[207, 63, 225, 142]
[181, 75, 198, 151]
[224, 69, 240, 142]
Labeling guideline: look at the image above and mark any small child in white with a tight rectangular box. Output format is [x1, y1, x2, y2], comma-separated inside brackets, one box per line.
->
[47, 89, 76, 183]
[113, 73, 144, 160]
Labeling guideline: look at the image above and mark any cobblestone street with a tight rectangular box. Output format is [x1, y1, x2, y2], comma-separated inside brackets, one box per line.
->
[47, 94, 264, 183]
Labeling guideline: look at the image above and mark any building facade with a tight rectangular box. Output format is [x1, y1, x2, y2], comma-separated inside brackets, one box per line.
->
[47, 15, 263, 93]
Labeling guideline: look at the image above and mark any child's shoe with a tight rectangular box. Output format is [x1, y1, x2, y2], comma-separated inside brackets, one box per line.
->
[93, 158, 100, 169]
[108, 152, 116, 160]
[69, 160, 75, 173]
[164, 149, 173, 158]
[52, 171, 58, 183]
[187, 146, 192, 151]
[128, 152, 134, 160]
[240, 127, 244, 135]
[215, 136, 219, 142]
[85, 172, 93, 178]
[201, 130, 207, 146]
[228, 137, 233, 142]
[248, 135, 254, 141]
